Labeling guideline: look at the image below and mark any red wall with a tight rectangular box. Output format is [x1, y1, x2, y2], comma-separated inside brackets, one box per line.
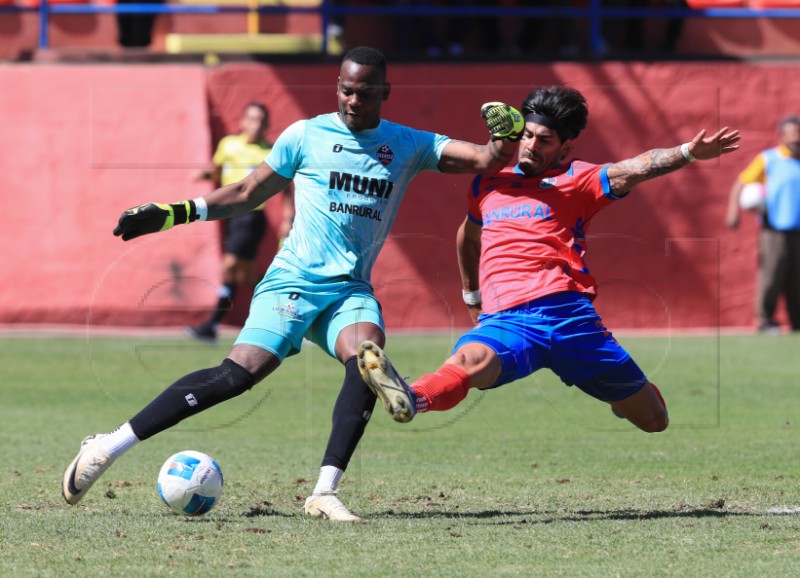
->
[1, 61, 795, 331]
[0, 65, 220, 326]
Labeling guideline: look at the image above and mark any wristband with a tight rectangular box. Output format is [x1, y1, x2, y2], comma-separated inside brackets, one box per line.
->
[680, 142, 696, 163]
[462, 289, 482, 306]
[168, 201, 192, 226]
[193, 197, 209, 221]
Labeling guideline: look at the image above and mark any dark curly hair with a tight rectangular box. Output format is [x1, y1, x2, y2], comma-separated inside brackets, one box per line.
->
[520, 86, 588, 141]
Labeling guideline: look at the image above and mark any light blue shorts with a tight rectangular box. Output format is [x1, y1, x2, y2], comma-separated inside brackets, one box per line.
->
[454, 292, 647, 402]
[235, 267, 384, 361]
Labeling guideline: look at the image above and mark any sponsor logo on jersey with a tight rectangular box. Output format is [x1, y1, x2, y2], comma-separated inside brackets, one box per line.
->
[273, 302, 303, 320]
[333, 144, 343, 153]
[329, 202, 382, 221]
[482, 203, 551, 226]
[540, 177, 557, 189]
[329, 171, 394, 199]
[377, 144, 394, 166]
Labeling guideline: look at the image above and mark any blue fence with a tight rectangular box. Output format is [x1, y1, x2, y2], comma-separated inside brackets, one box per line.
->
[3, 0, 800, 55]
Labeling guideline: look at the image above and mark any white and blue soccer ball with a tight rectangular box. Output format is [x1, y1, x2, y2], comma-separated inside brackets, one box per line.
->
[157, 451, 223, 516]
[739, 182, 766, 211]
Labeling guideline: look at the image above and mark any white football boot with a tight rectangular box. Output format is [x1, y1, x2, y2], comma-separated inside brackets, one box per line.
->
[62, 434, 115, 505]
[358, 340, 416, 423]
[303, 492, 361, 522]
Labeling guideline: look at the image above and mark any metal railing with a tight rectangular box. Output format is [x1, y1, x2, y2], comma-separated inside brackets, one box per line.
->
[2, 0, 800, 56]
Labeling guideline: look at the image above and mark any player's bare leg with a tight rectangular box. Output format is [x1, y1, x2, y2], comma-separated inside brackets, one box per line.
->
[609, 382, 668, 433]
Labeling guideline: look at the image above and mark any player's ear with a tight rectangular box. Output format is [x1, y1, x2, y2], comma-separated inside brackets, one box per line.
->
[382, 82, 391, 101]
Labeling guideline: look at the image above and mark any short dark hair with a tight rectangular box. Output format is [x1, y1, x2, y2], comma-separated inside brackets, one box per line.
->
[244, 102, 268, 122]
[520, 86, 588, 141]
[342, 46, 387, 76]
[779, 115, 800, 131]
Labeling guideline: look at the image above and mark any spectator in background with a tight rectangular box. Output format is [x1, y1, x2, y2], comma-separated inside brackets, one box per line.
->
[116, 0, 163, 48]
[441, 0, 503, 57]
[658, 0, 687, 53]
[187, 103, 294, 344]
[393, 0, 443, 57]
[726, 116, 800, 334]
[514, 0, 580, 59]
[325, 0, 347, 51]
[601, 0, 686, 57]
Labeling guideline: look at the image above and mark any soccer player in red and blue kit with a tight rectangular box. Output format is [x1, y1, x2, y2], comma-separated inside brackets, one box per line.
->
[359, 85, 740, 433]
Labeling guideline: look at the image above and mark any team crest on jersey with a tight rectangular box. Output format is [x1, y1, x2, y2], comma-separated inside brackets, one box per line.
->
[540, 177, 558, 189]
[376, 145, 394, 166]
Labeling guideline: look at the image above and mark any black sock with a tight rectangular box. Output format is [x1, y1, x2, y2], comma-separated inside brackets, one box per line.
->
[129, 359, 255, 440]
[320, 356, 377, 470]
[207, 283, 235, 326]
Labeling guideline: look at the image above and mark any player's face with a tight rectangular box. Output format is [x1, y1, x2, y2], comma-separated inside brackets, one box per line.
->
[780, 122, 800, 157]
[337, 61, 390, 132]
[517, 122, 570, 176]
[241, 106, 267, 143]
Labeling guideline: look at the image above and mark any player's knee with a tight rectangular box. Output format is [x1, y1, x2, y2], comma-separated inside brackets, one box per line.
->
[642, 419, 669, 434]
[449, 343, 492, 372]
[639, 408, 669, 433]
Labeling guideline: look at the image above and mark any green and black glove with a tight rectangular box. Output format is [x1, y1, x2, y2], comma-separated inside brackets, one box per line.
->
[113, 201, 198, 241]
[481, 102, 524, 142]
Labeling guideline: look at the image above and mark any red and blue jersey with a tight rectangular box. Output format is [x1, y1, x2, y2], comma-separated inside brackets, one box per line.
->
[467, 160, 618, 313]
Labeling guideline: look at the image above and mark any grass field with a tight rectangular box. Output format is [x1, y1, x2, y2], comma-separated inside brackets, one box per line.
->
[2, 330, 800, 577]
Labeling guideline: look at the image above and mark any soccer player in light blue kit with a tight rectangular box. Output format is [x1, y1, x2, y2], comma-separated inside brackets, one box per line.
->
[62, 46, 526, 520]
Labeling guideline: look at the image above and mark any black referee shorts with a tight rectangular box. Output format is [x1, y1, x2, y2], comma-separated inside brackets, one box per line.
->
[224, 210, 267, 259]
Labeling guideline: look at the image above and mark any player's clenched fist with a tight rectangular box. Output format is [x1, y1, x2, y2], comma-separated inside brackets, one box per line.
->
[113, 200, 198, 241]
[481, 102, 524, 142]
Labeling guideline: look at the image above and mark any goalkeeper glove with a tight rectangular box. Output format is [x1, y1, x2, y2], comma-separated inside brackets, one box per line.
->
[481, 102, 524, 142]
[113, 200, 198, 241]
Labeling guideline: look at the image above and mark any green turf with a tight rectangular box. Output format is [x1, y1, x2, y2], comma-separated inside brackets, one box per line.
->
[2, 332, 800, 577]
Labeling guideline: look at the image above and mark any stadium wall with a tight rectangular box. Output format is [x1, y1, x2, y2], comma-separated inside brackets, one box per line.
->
[0, 61, 795, 331]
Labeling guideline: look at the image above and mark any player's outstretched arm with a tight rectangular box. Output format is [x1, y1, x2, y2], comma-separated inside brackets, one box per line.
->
[113, 162, 291, 241]
[606, 127, 741, 196]
[438, 102, 524, 175]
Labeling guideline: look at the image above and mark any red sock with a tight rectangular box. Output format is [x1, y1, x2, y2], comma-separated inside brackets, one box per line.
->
[411, 364, 471, 412]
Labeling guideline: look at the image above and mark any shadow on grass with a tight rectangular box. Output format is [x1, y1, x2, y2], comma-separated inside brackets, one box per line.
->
[236, 501, 791, 523]
[362, 506, 764, 524]
[242, 503, 295, 518]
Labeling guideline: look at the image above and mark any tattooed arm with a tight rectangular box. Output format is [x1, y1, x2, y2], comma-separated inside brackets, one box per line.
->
[607, 128, 741, 197]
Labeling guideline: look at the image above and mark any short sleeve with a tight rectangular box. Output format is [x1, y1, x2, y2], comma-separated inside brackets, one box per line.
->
[570, 160, 615, 203]
[212, 136, 232, 167]
[265, 120, 306, 179]
[738, 153, 767, 184]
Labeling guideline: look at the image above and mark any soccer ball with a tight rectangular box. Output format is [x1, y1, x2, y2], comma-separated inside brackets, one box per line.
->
[739, 182, 766, 211]
[157, 451, 224, 516]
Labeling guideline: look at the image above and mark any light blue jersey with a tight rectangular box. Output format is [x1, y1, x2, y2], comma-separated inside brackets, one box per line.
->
[267, 112, 450, 283]
[237, 112, 451, 359]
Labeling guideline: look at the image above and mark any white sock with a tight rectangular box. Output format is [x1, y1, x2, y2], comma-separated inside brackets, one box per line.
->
[99, 422, 140, 458]
[312, 465, 344, 495]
